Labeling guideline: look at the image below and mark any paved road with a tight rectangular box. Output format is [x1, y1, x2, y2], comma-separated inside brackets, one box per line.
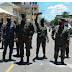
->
[0, 28, 72, 72]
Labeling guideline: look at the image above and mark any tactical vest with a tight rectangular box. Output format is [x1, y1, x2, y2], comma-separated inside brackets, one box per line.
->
[19, 21, 30, 37]
[37, 24, 47, 38]
[55, 25, 68, 37]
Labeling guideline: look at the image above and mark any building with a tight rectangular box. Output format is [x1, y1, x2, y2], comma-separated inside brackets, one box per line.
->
[12, 2, 39, 23]
[0, 2, 39, 23]
[0, 7, 16, 23]
[0, 2, 20, 23]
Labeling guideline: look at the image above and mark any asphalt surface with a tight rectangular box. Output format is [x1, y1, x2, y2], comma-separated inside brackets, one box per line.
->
[0, 28, 72, 72]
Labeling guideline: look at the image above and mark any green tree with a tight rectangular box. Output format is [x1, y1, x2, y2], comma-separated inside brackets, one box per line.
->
[50, 17, 59, 26]
[62, 11, 69, 18]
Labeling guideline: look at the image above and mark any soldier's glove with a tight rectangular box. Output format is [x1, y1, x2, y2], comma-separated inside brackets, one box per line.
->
[52, 37, 55, 40]
[66, 44, 69, 47]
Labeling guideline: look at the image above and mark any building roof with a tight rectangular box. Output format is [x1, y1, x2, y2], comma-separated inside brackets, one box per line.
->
[0, 2, 13, 6]
[56, 15, 72, 16]
[12, 2, 22, 5]
[0, 8, 14, 16]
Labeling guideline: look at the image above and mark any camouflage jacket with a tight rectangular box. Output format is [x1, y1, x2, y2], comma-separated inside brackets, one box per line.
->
[51, 25, 69, 45]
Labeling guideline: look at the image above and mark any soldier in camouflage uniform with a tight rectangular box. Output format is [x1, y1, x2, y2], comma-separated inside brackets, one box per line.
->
[0, 19, 3, 49]
[29, 22, 34, 49]
[64, 20, 70, 58]
[35, 13, 49, 59]
[17, 12, 32, 65]
[51, 19, 69, 65]
[2, 15, 16, 61]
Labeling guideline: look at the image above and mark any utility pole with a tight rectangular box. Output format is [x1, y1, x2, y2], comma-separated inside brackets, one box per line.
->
[31, 2, 33, 22]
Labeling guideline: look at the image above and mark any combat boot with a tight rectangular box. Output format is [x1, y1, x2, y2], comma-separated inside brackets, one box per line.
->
[61, 59, 65, 65]
[2, 55, 5, 62]
[9, 55, 12, 61]
[27, 56, 29, 65]
[54, 58, 57, 65]
[43, 55, 47, 59]
[66, 54, 69, 58]
[35, 54, 38, 59]
[19, 57, 23, 63]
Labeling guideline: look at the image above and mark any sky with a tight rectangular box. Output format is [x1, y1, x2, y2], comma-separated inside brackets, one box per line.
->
[38, 2, 72, 22]
[0, 2, 72, 22]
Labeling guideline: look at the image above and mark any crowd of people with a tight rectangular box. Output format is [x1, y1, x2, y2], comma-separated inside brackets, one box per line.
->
[0, 12, 70, 65]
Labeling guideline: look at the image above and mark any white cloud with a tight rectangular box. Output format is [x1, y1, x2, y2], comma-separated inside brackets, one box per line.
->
[64, 2, 72, 5]
[48, 4, 68, 17]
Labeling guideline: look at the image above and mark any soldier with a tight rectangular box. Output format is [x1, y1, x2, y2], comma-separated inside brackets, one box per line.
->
[29, 22, 34, 49]
[51, 19, 69, 65]
[2, 15, 16, 61]
[0, 18, 3, 49]
[17, 12, 32, 65]
[35, 13, 49, 59]
[14, 21, 20, 57]
[64, 20, 70, 58]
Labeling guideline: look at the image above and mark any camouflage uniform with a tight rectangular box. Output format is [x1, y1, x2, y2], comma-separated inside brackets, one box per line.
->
[35, 15, 48, 59]
[29, 23, 34, 49]
[15, 23, 20, 56]
[0, 18, 3, 43]
[51, 25, 69, 63]
[2, 21, 16, 61]
[17, 19, 32, 64]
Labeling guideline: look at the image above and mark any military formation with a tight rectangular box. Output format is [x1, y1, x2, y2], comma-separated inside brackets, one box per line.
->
[0, 12, 70, 65]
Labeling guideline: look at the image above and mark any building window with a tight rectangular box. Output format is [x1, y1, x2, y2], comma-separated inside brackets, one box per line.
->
[35, 2, 37, 4]
[34, 13, 36, 15]
[34, 7, 37, 10]
[28, 7, 29, 9]
[32, 13, 33, 15]
[25, 7, 27, 10]
[32, 7, 33, 10]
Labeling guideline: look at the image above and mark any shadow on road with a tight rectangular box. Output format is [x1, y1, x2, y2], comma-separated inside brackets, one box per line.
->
[14, 62, 33, 65]
[0, 59, 16, 63]
[13, 55, 21, 58]
[50, 60, 67, 65]
[33, 57, 44, 62]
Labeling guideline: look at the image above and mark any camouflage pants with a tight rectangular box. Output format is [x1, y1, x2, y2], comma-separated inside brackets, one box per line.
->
[66, 47, 69, 55]
[54, 44, 66, 60]
[16, 42, 20, 55]
[36, 37, 46, 56]
[3, 41, 14, 56]
[19, 37, 30, 57]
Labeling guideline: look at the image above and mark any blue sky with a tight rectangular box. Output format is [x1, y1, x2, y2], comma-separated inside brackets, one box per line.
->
[0, 2, 72, 22]
[38, 2, 72, 22]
